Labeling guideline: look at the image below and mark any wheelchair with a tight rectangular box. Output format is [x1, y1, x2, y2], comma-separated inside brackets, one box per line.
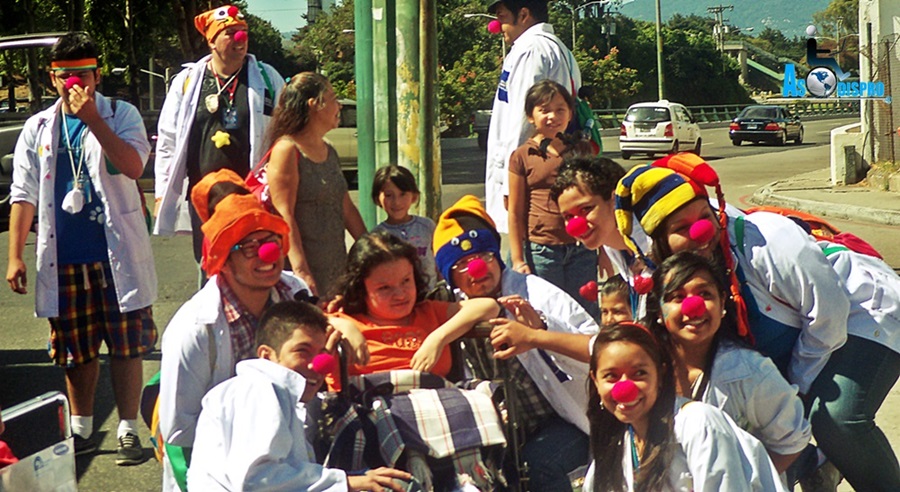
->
[316, 322, 534, 492]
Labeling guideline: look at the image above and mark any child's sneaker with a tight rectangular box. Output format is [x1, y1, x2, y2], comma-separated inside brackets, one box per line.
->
[73, 434, 97, 456]
[116, 433, 143, 466]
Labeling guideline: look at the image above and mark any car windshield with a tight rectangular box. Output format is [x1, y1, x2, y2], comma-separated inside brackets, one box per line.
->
[340, 105, 356, 128]
[741, 107, 778, 119]
[626, 106, 671, 123]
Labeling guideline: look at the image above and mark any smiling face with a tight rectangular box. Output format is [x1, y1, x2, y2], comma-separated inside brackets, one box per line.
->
[591, 340, 659, 433]
[220, 230, 285, 292]
[601, 292, 632, 326]
[660, 269, 724, 350]
[450, 251, 502, 298]
[557, 184, 619, 250]
[378, 180, 417, 225]
[263, 326, 327, 402]
[363, 258, 418, 321]
[529, 92, 572, 139]
[660, 199, 722, 259]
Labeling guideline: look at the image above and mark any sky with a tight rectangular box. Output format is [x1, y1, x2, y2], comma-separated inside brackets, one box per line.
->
[245, 0, 309, 35]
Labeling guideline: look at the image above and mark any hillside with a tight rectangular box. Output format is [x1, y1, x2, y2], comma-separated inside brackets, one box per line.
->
[617, 0, 831, 38]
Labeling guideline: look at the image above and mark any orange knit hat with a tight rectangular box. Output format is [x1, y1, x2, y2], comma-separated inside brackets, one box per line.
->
[191, 172, 290, 276]
[194, 5, 247, 43]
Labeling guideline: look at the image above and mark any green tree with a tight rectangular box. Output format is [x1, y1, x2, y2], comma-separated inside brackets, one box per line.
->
[576, 46, 641, 108]
[290, 0, 356, 98]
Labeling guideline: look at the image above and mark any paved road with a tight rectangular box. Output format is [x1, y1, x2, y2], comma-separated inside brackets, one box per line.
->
[0, 117, 893, 491]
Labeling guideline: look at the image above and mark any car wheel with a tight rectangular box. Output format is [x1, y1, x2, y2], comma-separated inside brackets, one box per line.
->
[776, 131, 786, 146]
[731, 139, 741, 146]
[621, 151, 632, 160]
[795, 127, 804, 144]
[692, 138, 702, 156]
[669, 140, 680, 154]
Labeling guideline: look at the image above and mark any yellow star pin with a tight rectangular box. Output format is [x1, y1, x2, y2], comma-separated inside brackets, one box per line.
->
[211, 130, 231, 148]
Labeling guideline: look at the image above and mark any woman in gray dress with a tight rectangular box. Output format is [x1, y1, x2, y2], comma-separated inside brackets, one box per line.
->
[265, 73, 366, 297]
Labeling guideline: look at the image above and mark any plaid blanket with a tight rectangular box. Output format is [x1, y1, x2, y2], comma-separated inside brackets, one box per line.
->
[324, 370, 506, 474]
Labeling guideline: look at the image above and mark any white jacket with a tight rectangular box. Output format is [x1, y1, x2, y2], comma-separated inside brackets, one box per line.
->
[730, 211, 850, 394]
[154, 54, 284, 235]
[704, 341, 811, 456]
[485, 23, 580, 233]
[583, 402, 787, 492]
[498, 269, 598, 433]
[189, 359, 347, 491]
[10, 94, 156, 317]
[820, 241, 900, 354]
[159, 272, 307, 491]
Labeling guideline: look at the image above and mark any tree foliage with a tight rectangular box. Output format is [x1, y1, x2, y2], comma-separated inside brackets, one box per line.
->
[290, 0, 356, 98]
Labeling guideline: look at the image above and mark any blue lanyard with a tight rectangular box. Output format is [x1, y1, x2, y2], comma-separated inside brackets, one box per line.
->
[628, 424, 640, 474]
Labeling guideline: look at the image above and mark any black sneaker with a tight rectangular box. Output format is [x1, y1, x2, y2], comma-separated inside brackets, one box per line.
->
[73, 434, 98, 456]
[116, 433, 144, 466]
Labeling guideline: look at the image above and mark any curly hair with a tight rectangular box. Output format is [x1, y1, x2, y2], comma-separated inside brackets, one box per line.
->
[587, 322, 677, 492]
[331, 230, 428, 314]
[549, 156, 626, 204]
[264, 72, 331, 148]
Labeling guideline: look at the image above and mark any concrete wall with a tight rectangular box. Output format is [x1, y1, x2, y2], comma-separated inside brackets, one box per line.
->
[859, 0, 900, 164]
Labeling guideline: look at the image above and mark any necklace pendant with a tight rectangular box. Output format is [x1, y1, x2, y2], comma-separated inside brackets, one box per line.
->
[205, 94, 219, 113]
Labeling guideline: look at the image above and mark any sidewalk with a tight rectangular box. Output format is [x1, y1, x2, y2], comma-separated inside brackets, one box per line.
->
[751, 167, 900, 226]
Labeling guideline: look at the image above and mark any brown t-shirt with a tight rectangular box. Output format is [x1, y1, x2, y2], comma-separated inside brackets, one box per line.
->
[508, 139, 574, 245]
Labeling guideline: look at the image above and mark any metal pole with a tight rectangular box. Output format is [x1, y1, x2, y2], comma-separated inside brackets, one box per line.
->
[572, 10, 576, 49]
[655, 0, 665, 99]
[148, 58, 155, 111]
[356, 0, 377, 227]
[886, 38, 895, 164]
[396, 0, 419, 208]
[420, 0, 441, 219]
[867, 22, 875, 164]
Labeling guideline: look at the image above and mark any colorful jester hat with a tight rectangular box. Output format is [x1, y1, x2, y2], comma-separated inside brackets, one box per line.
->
[433, 195, 505, 289]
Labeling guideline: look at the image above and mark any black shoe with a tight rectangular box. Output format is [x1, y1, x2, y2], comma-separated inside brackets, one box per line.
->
[798, 460, 843, 492]
[73, 434, 98, 456]
[116, 433, 144, 466]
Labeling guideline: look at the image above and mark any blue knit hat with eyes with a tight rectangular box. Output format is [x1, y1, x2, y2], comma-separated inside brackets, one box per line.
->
[433, 195, 505, 288]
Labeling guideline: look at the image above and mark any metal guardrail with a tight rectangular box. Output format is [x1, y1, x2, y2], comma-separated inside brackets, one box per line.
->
[592, 100, 861, 129]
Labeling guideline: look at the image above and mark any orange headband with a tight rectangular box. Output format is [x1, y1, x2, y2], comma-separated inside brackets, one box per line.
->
[50, 58, 98, 71]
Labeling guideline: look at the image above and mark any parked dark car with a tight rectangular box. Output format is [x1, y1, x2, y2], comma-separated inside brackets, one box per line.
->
[729, 105, 804, 146]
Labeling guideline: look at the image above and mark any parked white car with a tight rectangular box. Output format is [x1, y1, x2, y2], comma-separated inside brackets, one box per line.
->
[324, 99, 359, 179]
[619, 100, 701, 160]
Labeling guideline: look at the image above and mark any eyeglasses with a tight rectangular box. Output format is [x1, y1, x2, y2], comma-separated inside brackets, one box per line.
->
[230, 234, 282, 259]
[450, 252, 495, 274]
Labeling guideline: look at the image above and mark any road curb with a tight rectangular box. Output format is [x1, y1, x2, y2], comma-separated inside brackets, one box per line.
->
[750, 183, 900, 227]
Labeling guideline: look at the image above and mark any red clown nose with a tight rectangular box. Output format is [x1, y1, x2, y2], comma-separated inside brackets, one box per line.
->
[487, 19, 502, 34]
[566, 216, 589, 238]
[611, 379, 639, 403]
[233, 30, 248, 43]
[311, 353, 337, 375]
[579, 280, 598, 302]
[257, 241, 280, 263]
[64, 76, 83, 91]
[689, 219, 715, 244]
[466, 257, 488, 279]
[681, 295, 707, 318]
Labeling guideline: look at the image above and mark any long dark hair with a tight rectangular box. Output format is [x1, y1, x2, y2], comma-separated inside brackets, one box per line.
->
[588, 322, 677, 492]
[264, 72, 330, 147]
[647, 252, 748, 399]
[331, 230, 428, 314]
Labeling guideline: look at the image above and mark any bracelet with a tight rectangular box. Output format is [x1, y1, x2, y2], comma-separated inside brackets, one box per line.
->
[536, 310, 549, 330]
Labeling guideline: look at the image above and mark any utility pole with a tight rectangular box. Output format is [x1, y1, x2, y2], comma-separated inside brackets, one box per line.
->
[655, 0, 665, 100]
[707, 4, 733, 51]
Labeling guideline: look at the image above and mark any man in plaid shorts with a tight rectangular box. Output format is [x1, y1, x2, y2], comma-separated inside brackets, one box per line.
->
[6, 32, 157, 466]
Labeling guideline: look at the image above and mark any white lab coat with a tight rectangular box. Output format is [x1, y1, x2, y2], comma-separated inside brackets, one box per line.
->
[729, 211, 850, 394]
[495, 269, 599, 433]
[10, 94, 156, 317]
[159, 272, 307, 491]
[154, 54, 284, 236]
[704, 341, 811, 457]
[820, 241, 900, 355]
[582, 401, 787, 491]
[485, 23, 580, 233]
[188, 359, 348, 491]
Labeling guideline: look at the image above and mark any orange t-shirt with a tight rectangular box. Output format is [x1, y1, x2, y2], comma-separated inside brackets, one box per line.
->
[336, 300, 455, 378]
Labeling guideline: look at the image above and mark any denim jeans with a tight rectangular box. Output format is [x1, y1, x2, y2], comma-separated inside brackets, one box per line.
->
[524, 242, 600, 319]
[806, 334, 900, 491]
[519, 416, 590, 492]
